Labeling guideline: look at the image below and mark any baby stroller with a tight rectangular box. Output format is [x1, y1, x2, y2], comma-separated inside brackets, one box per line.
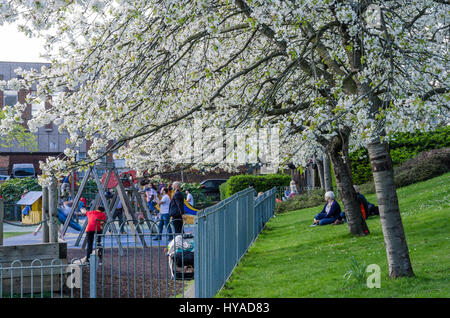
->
[167, 234, 194, 280]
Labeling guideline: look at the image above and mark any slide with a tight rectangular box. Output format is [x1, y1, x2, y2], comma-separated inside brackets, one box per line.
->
[152, 199, 199, 225]
[57, 208, 82, 231]
[183, 200, 199, 225]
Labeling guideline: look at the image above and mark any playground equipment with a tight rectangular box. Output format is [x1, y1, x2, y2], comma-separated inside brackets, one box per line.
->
[183, 201, 199, 225]
[15, 191, 82, 231]
[57, 208, 82, 231]
[61, 165, 200, 246]
[60, 165, 154, 252]
[16, 191, 43, 224]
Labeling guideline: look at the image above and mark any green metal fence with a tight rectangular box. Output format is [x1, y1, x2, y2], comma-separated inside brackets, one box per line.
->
[194, 187, 276, 298]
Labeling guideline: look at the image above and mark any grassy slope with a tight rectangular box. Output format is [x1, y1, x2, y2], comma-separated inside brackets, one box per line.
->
[217, 173, 450, 298]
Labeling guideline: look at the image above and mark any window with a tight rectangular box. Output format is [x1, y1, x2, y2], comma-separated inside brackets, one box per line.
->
[3, 90, 18, 107]
[76, 152, 87, 161]
[49, 141, 57, 151]
[203, 181, 214, 188]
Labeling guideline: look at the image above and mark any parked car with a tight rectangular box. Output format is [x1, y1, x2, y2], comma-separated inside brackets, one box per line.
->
[0, 174, 10, 184]
[11, 163, 36, 179]
[199, 179, 227, 200]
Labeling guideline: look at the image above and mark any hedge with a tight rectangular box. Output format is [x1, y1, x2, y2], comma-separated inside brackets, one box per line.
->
[394, 147, 450, 188]
[351, 126, 450, 184]
[0, 177, 41, 202]
[275, 188, 325, 214]
[221, 174, 291, 199]
[353, 147, 450, 195]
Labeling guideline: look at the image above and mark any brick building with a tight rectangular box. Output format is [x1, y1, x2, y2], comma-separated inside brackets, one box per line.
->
[0, 61, 90, 175]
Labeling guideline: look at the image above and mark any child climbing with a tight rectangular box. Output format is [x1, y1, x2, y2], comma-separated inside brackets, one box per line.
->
[79, 206, 107, 264]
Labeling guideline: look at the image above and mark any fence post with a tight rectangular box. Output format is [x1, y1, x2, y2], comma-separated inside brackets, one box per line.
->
[90, 254, 97, 298]
[0, 198, 4, 246]
[194, 218, 199, 298]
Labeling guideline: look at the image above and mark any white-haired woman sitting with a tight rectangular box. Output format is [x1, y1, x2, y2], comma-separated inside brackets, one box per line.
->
[310, 191, 342, 226]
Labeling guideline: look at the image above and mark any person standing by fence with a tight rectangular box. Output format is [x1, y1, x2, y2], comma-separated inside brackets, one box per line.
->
[168, 181, 185, 241]
[290, 180, 298, 198]
[186, 189, 194, 207]
[154, 187, 171, 241]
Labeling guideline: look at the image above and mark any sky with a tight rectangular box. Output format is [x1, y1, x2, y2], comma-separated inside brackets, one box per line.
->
[0, 22, 49, 63]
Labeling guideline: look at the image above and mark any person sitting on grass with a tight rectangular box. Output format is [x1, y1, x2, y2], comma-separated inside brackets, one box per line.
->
[283, 186, 291, 201]
[79, 206, 107, 264]
[339, 185, 369, 223]
[310, 191, 342, 226]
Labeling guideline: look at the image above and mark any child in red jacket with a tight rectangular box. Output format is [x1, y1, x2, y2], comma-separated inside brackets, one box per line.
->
[80, 206, 107, 263]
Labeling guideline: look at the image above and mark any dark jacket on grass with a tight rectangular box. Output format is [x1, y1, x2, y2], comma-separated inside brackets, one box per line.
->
[318, 200, 342, 220]
[357, 193, 369, 216]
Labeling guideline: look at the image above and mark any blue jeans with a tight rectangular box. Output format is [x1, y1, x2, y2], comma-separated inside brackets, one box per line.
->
[157, 213, 170, 239]
[314, 212, 337, 226]
[340, 212, 347, 222]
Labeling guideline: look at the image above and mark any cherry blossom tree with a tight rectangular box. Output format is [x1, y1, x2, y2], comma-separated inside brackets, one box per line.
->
[1, 0, 448, 277]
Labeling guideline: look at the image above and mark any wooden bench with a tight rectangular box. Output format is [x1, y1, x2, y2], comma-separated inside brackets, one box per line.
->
[0, 243, 68, 296]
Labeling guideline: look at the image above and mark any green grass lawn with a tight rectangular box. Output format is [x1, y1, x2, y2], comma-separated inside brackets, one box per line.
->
[2, 232, 32, 239]
[217, 173, 450, 298]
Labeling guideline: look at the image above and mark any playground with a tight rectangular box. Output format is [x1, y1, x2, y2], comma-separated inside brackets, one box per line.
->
[0, 165, 199, 298]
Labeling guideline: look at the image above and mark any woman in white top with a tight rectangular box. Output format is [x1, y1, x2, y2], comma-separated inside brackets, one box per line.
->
[155, 187, 171, 241]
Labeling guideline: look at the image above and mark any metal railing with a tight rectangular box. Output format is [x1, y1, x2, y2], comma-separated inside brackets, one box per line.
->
[89, 219, 194, 298]
[194, 187, 276, 298]
[0, 258, 89, 298]
[1, 188, 276, 299]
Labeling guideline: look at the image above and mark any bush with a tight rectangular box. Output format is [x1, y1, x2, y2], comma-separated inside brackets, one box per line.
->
[350, 126, 450, 184]
[275, 189, 325, 214]
[219, 181, 228, 201]
[394, 148, 450, 188]
[0, 177, 41, 202]
[224, 174, 291, 199]
[356, 148, 450, 194]
[180, 182, 216, 208]
[356, 181, 376, 195]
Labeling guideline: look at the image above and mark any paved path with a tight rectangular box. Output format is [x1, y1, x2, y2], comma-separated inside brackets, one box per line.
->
[2, 219, 194, 249]
[2, 222, 37, 233]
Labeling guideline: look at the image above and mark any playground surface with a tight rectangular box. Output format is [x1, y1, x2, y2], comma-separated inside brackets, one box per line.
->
[2, 218, 194, 249]
[2, 220, 195, 298]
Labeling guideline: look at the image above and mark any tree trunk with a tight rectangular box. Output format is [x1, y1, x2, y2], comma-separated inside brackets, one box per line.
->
[367, 140, 414, 278]
[316, 156, 325, 190]
[323, 153, 333, 192]
[42, 187, 49, 243]
[48, 180, 59, 243]
[324, 129, 369, 236]
[307, 164, 315, 189]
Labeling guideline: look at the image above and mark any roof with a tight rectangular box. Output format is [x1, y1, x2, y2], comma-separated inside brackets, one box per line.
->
[16, 191, 42, 205]
[0, 61, 51, 82]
